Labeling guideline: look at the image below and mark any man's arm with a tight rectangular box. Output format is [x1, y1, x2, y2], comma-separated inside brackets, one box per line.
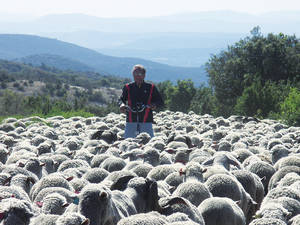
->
[150, 85, 164, 109]
[119, 85, 128, 113]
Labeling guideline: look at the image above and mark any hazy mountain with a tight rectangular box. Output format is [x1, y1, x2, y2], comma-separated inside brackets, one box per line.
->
[0, 34, 207, 84]
[14, 54, 94, 72]
[1, 11, 299, 67]
[1, 11, 300, 34]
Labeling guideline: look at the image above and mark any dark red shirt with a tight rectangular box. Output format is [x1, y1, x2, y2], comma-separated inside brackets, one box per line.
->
[119, 81, 164, 123]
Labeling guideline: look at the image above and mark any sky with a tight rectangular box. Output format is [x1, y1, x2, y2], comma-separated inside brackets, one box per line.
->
[1, 0, 300, 19]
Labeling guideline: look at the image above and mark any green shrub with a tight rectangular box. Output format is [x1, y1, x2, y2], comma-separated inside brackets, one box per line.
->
[280, 87, 300, 126]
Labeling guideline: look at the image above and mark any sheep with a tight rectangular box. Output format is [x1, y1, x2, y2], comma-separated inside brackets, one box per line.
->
[270, 144, 290, 164]
[0, 185, 31, 202]
[29, 214, 59, 225]
[56, 212, 90, 225]
[73, 149, 94, 164]
[0, 198, 35, 225]
[263, 186, 300, 203]
[69, 178, 89, 193]
[121, 177, 160, 213]
[172, 181, 211, 207]
[202, 151, 242, 170]
[36, 141, 55, 156]
[205, 173, 256, 218]
[102, 170, 137, 189]
[139, 147, 161, 166]
[57, 159, 90, 173]
[120, 149, 144, 161]
[249, 217, 287, 225]
[166, 212, 199, 225]
[38, 193, 69, 215]
[90, 154, 111, 168]
[259, 197, 300, 221]
[38, 155, 56, 175]
[82, 168, 109, 183]
[232, 148, 254, 163]
[147, 164, 177, 181]
[198, 197, 246, 225]
[116, 211, 167, 225]
[289, 214, 300, 225]
[34, 187, 78, 204]
[130, 163, 153, 178]
[231, 169, 265, 209]
[245, 160, 276, 193]
[0, 172, 11, 186]
[268, 166, 300, 190]
[62, 137, 82, 151]
[17, 157, 45, 179]
[158, 196, 205, 224]
[0, 146, 9, 164]
[274, 155, 300, 170]
[5, 148, 37, 165]
[254, 199, 291, 223]
[276, 172, 300, 188]
[30, 173, 74, 201]
[76, 183, 137, 225]
[164, 171, 184, 187]
[100, 156, 126, 172]
[9, 173, 35, 195]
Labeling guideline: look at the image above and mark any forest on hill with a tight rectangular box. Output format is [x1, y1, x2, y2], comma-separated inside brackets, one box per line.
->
[1, 27, 300, 127]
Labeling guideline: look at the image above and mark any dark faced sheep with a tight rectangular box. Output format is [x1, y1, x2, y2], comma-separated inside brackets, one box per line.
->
[78, 183, 137, 225]
[0, 198, 35, 225]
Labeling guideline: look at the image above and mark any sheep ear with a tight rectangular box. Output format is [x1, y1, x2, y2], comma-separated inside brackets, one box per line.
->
[260, 176, 266, 181]
[82, 218, 90, 225]
[4, 177, 11, 186]
[40, 162, 45, 167]
[166, 149, 176, 154]
[62, 203, 69, 208]
[110, 175, 135, 191]
[162, 197, 187, 208]
[99, 191, 108, 200]
[18, 162, 25, 167]
[66, 176, 74, 181]
[235, 200, 241, 206]
[27, 177, 35, 184]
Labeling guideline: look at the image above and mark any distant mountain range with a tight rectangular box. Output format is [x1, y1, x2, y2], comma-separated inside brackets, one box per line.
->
[1, 11, 299, 67]
[0, 34, 207, 84]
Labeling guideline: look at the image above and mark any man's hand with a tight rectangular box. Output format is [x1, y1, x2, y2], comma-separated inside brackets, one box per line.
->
[120, 104, 126, 114]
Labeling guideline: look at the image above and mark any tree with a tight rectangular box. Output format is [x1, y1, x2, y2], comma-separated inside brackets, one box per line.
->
[165, 80, 196, 113]
[207, 28, 300, 117]
[280, 87, 300, 126]
[190, 85, 214, 115]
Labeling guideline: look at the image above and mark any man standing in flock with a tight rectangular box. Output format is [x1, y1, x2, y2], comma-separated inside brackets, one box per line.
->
[119, 64, 164, 138]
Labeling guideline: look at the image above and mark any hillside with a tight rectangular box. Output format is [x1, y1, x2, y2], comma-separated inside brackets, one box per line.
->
[14, 54, 94, 72]
[0, 34, 207, 84]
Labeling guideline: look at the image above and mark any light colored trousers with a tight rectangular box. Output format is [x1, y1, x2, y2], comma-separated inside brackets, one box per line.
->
[124, 122, 154, 138]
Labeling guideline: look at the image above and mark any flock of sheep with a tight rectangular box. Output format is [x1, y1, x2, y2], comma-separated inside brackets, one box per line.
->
[0, 110, 300, 225]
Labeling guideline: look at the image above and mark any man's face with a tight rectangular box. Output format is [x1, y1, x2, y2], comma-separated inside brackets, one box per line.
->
[133, 70, 145, 85]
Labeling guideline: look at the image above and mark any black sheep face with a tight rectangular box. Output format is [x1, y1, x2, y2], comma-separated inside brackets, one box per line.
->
[0, 207, 34, 225]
